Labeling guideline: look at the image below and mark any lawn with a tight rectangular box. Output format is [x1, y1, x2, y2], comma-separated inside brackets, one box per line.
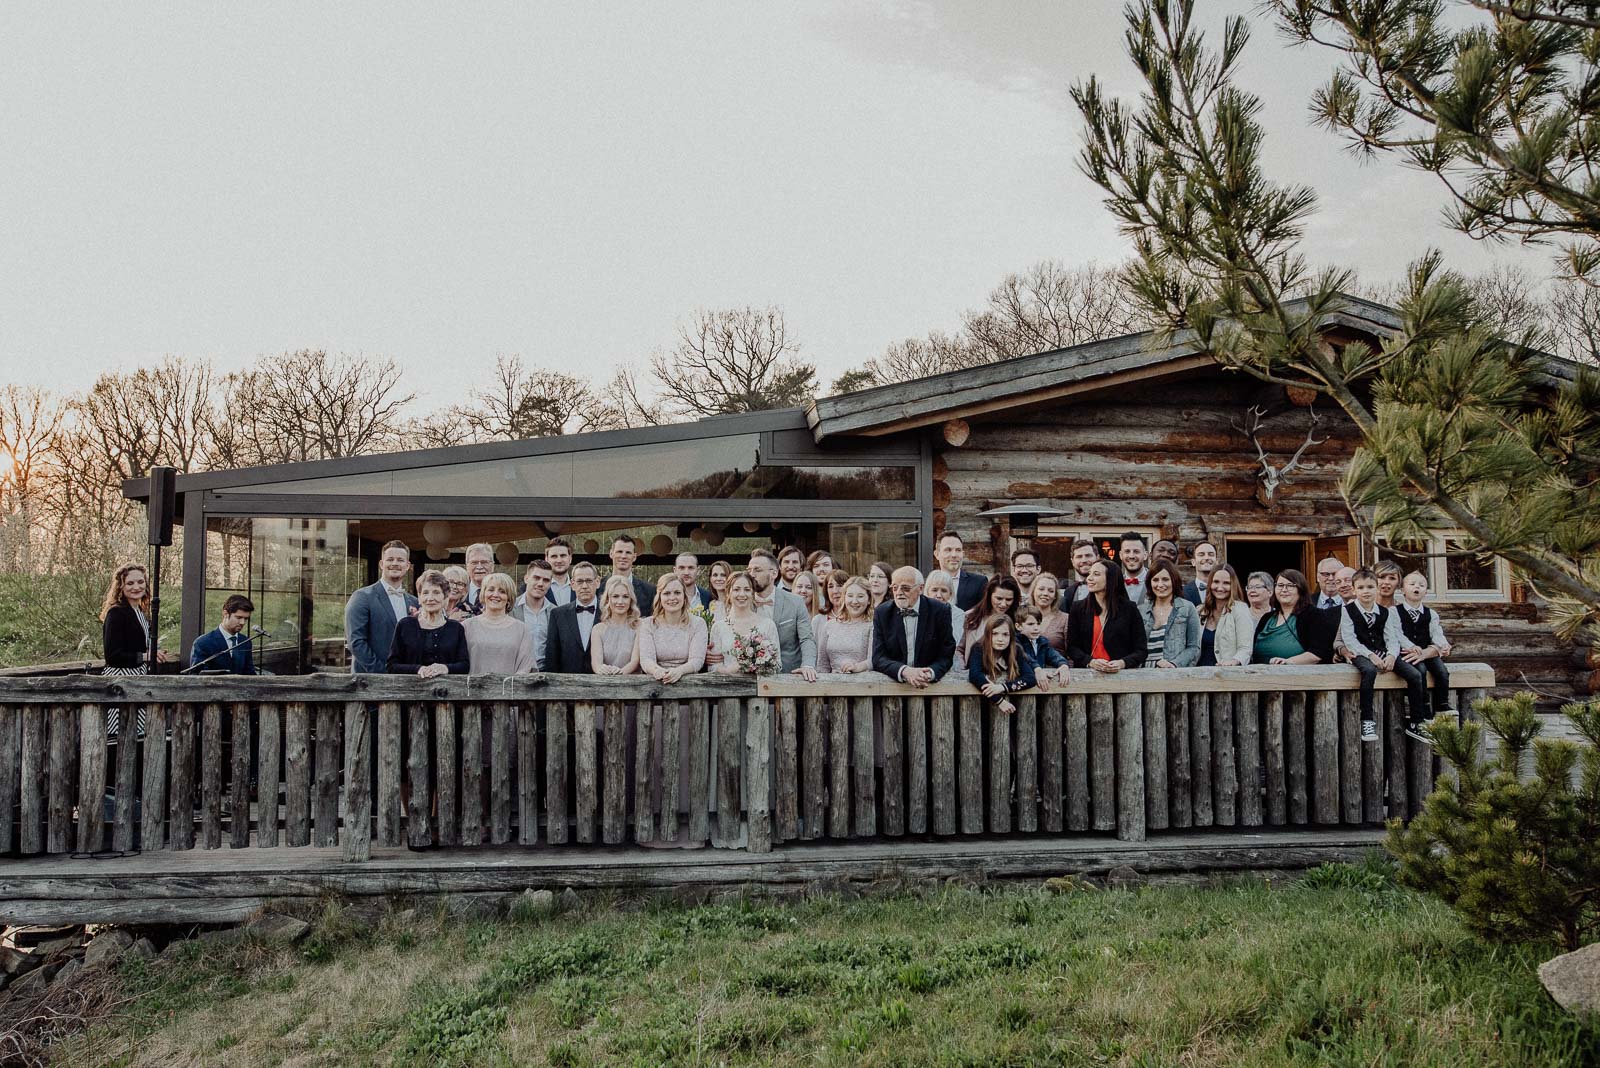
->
[54, 861, 1596, 1067]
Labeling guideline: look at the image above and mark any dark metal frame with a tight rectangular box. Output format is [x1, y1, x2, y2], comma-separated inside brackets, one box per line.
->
[141, 407, 935, 659]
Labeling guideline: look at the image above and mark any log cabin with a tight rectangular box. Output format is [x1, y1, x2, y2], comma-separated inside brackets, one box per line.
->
[123, 295, 1591, 705]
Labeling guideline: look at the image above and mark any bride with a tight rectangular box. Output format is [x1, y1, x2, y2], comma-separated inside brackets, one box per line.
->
[710, 570, 780, 675]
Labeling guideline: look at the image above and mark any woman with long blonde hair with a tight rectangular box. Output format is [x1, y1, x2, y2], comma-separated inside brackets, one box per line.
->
[590, 575, 641, 675]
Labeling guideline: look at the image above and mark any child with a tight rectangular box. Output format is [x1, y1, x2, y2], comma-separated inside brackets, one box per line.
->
[1016, 606, 1069, 691]
[967, 613, 1037, 715]
[1397, 570, 1455, 720]
[1338, 568, 1430, 744]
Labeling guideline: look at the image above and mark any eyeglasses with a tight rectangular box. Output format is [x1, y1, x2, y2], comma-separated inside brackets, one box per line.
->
[1273, 582, 1296, 590]
[890, 584, 920, 594]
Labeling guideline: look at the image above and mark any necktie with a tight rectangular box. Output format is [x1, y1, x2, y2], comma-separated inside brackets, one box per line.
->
[899, 608, 919, 619]
[577, 603, 597, 614]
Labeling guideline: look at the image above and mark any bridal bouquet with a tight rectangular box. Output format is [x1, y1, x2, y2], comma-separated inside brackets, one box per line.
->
[732, 630, 780, 676]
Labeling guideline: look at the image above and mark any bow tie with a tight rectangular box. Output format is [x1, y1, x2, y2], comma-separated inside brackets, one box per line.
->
[1124, 577, 1140, 586]
[576, 604, 597, 614]
[899, 608, 919, 619]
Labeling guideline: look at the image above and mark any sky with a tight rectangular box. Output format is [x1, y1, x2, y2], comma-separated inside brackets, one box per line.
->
[0, 1, 1550, 410]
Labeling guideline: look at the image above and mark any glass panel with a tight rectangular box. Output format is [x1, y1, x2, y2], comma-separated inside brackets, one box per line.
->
[1443, 537, 1499, 592]
[1378, 538, 1429, 577]
[826, 522, 919, 577]
[220, 435, 915, 501]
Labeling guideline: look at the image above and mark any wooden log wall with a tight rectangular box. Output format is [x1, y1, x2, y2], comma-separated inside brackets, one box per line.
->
[0, 666, 1494, 859]
[935, 374, 1583, 704]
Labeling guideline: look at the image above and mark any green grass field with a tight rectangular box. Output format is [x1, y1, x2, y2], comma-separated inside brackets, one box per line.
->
[55, 861, 1597, 1067]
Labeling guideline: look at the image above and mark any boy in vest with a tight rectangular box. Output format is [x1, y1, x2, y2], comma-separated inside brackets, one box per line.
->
[1397, 570, 1456, 721]
[1337, 568, 1430, 744]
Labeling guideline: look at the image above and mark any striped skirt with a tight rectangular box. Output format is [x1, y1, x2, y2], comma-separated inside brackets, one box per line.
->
[102, 665, 148, 738]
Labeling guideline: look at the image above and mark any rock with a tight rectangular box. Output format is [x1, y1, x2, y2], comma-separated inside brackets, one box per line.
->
[83, 930, 135, 969]
[518, 889, 556, 918]
[1044, 875, 1098, 895]
[1539, 943, 1600, 1019]
[31, 933, 84, 958]
[559, 887, 582, 913]
[1105, 865, 1145, 889]
[0, 946, 39, 977]
[128, 937, 157, 960]
[198, 927, 247, 948]
[9, 963, 59, 997]
[246, 914, 311, 944]
[53, 959, 83, 987]
[393, 908, 419, 926]
[445, 894, 505, 921]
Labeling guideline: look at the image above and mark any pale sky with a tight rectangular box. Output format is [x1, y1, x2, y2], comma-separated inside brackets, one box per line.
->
[0, 1, 1547, 410]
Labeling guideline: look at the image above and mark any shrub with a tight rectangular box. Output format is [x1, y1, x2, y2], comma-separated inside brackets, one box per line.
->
[1386, 693, 1600, 950]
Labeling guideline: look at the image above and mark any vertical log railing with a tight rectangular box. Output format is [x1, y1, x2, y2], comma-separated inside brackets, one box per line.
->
[0, 666, 1495, 860]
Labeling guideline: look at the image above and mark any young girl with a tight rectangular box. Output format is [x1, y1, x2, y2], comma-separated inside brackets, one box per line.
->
[589, 575, 641, 675]
[967, 614, 1037, 714]
[816, 575, 874, 673]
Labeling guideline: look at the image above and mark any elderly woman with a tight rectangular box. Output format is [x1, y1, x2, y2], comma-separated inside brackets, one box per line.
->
[441, 565, 473, 622]
[461, 572, 535, 673]
[388, 570, 469, 677]
[923, 569, 968, 667]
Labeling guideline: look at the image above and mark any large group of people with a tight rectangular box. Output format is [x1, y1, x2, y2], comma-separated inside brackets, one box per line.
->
[105, 528, 1458, 749]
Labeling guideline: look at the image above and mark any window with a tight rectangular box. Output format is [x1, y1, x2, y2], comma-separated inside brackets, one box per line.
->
[1375, 532, 1509, 602]
[1034, 526, 1160, 577]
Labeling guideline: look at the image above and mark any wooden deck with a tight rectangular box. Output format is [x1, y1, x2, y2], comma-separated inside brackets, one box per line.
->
[0, 828, 1386, 925]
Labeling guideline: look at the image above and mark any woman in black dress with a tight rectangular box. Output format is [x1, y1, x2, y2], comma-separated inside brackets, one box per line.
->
[100, 563, 171, 736]
[387, 570, 469, 677]
[1065, 557, 1148, 672]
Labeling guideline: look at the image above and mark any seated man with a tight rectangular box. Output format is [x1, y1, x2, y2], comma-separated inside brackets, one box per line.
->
[871, 566, 957, 688]
[188, 594, 258, 675]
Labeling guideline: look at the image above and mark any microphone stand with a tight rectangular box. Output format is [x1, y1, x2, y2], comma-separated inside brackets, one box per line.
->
[179, 629, 271, 675]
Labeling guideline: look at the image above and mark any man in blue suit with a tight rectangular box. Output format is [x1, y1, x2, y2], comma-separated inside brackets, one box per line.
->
[188, 594, 258, 674]
[345, 540, 419, 674]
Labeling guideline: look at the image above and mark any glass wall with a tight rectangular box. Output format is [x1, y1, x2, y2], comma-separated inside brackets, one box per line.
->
[203, 515, 921, 673]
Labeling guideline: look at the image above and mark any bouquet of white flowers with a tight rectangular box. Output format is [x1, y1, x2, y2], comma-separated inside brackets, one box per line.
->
[732, 629, 780, 676]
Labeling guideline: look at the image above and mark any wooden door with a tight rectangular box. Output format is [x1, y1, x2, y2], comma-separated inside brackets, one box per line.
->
[1309, 535, 1359, 573]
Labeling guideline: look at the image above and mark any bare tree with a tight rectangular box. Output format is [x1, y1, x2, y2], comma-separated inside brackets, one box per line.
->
[649, 307, 815, 417]
[451, 355, 598, 441]
[593, 364, 668, 429]
[834, 260, 1148, 391]
[0, 385, 63, 571]
[221, 350, 414, 464]
[1550, 276, 1600, 365]
[964, 260, 1146, 362]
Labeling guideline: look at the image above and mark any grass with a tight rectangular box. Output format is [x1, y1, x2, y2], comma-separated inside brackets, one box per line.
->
[51, 865, 1599, 1067]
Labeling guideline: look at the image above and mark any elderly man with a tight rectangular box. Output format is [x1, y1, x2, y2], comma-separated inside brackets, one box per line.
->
[1314, 556, 1345, 609]
[1335, 566, 1357, 604]
[746, 548, 817, 680]
[462, 542, 495, 614]
[674, 552, 714, 610]
[871, 566, 956, 688]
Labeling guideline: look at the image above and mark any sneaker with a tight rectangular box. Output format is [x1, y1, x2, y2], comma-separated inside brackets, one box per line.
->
[1360, 720, 1379, 744]
[1404, 721, 1432, 744]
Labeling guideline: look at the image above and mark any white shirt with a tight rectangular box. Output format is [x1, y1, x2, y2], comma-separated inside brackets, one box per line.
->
[381, 581, 407, 623]
[466, 582, 482, 608]
[898, 603, 920, 680]
[546, 579, 574, 607]
[1316, 592, 1343, 609]
[1122, 568, 1149, 605]
[519, 598, 553, 670]
[573, 597, 599, 647]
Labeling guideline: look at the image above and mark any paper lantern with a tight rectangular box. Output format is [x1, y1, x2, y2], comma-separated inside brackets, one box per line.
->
[494, 541, 520, 566]
[650, 534, 673, 556]
[742, 521, 761, 533]
[690, 527, 707, 542]
[544, 521, 564, 535]
[706, 530, 726, 547]
[584, 538, 600, 555]
[421, 520, 452, 545]
[425, 542, 450, 561]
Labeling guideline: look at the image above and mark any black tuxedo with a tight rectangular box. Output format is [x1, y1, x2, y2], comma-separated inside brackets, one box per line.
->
[871, 596, 956, 682]
[608, 572, 655, 615]
[543, 600, 599, 674]
[952, 570, 987, 613]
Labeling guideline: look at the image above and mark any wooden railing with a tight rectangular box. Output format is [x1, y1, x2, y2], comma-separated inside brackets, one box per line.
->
[0, 665, 1493, 861]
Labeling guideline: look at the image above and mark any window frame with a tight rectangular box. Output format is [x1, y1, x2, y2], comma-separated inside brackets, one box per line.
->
[1374, 530, 1510, 603]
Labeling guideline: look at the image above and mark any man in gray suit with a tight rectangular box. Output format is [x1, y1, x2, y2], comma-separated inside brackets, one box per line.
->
[746, 547, 817, 680]
[345, 540, 419, 673]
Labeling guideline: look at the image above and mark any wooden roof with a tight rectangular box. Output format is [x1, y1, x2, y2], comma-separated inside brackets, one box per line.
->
[806, 296, 1410, 441]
